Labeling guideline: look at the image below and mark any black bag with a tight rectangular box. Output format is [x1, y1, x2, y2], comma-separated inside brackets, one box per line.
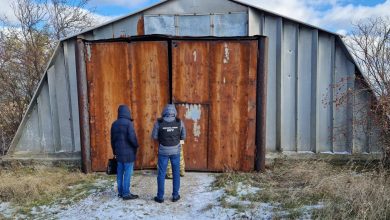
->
[106, 157, 117, 175]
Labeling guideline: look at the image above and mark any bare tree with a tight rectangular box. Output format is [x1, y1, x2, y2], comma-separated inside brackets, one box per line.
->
[46, 0, 94, 40]
[346, 17, 390, 166]
[0, 0, 94, 155]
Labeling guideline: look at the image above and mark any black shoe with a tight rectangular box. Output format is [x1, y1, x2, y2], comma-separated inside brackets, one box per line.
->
[123, 194, 138, 200]
[118, 194, 122, 198]
[130, 194, 139, 199]
[154, 196, 164, 203]
[172, 195, 181, 202]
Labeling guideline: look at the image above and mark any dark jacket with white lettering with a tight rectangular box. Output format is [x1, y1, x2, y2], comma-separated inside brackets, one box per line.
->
[152, 104, 186, 156]
[111, 105, 139, 163]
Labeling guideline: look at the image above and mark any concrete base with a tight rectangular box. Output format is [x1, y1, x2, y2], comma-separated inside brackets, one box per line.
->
[265, 152, 382, 167]
[1, 152, 81, 169]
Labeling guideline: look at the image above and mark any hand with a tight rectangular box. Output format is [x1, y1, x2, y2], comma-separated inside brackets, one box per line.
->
[180, 140, 185, 145]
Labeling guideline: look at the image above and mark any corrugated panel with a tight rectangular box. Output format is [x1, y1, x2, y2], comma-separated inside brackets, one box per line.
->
[93, 24, 113, 40]
[47, 65, 61, 151]
[54, 47, 73, 152]
[333, 44, 354, 153]
[144, 15, 175, 35]
[172, 41, 210, 103]
[297, 27, 315, 152]
[214, 13, 247, 36]
[176, 104, 209, 170]
[144, 0, 247, 14]
[178, 15, 211, 36]
[208, 40, 257, 171]
[37, 81, 54, 152]
[353, 79, 369, 153]
[16, 106, 41, 153]
[248, 8, 263, 36]
[281, 21, 297, 152]
[86, 41, 169, 171]
[64, 40, 81, 152]
[263, 15, 282, 152]
[317, 33, 334, 153]
[112, 14, 140, 37]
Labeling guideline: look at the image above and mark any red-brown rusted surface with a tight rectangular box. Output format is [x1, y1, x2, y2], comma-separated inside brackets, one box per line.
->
[176, 104, 209, 170]
[137, 16, 145, 36]
[128, 41, 169, 169]
[207, 41, 258, 172]
[172, 40, 258, 172]
[85, 41, 168, 172]
[172, 41, 210, 104]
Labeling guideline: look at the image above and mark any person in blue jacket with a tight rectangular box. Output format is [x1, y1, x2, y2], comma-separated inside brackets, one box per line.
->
[152, 104, 186, 203]
[111, 105, 139, 200]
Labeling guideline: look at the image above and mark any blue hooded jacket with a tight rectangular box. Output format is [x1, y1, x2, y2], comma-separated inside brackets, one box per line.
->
[152, 104, 186, 155]
[111, 105, 139, 163]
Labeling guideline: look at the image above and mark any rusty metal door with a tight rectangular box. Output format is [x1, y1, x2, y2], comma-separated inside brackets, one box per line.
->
[172, 40, 258, 171]
[85, 41, 169, 172]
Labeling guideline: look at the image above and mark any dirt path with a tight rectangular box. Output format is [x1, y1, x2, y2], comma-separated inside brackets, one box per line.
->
[55, 172, 238, 220]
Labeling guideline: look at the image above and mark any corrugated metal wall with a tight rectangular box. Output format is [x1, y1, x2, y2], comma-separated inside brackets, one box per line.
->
[9, 0, 380, 158]
[10, 40, 81, 157]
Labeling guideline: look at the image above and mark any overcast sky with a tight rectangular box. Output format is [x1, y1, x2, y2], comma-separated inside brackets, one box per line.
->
[0, 0, 388, 34]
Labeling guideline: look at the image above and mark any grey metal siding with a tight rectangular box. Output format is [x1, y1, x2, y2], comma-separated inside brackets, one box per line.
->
[64, 40, 81, 152]
[214, 13, 248, 36]
[16, 106, 41, 153]
[37, 81, 54, 152]
[47, 65, 61, 151]
[178, 15, 211, 36]
[263, 15, 282, 152]
[297, 26, 315, 152]
[280, 21, 298, 152]
[144, 15, 176, 35]
[353, 79, 370, 153]
[316, 33, 335, 153]
[54, 47, 73, 152]
[333, 44, 355, 153]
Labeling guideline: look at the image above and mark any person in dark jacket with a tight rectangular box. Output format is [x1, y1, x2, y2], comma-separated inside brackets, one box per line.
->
[111, 105, 139, 200]
[152, 104, 186, 203]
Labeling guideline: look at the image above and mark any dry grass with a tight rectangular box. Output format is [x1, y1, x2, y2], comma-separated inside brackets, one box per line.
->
[213, 160, 390, 219]
[0, 165, 107, 210]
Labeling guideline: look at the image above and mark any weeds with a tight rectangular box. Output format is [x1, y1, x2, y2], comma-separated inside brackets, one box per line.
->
[0, 165, 114, 215]
[213, 159, 390, 219]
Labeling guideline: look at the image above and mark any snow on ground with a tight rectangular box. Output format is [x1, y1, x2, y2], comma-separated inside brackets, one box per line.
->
[0, 171, 320, 219]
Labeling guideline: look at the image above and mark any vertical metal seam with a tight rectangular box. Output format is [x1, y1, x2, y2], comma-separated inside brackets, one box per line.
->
[63, 41, 76, 152]
[276, 17, 283, 152]
[311, 29, 318, 153]
[330, 35, 335, 153]
[168, 39, 173, 103]
[295, 24, 299, 152]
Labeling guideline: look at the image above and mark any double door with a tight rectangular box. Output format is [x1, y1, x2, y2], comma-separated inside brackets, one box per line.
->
[85, 39, 258, 172]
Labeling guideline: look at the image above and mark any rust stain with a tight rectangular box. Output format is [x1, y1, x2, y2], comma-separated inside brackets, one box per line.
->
[207, 41, 258, 172]
[86, 38, 259, 172]
[172, 40, 258, 172]
[86, 41, 168, 172]
[137, 16, 145, 36]
[172, 41, 210, 104]
[128, 41, 169, 169]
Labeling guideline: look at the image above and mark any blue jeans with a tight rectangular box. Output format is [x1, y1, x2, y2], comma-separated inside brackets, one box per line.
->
[157, 153, 180, 200]
[117, 162, 134, 197]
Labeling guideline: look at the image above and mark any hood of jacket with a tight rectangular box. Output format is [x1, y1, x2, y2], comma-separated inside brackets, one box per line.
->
[118, 105, 132, 120]
[161, 104, 177, 122]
